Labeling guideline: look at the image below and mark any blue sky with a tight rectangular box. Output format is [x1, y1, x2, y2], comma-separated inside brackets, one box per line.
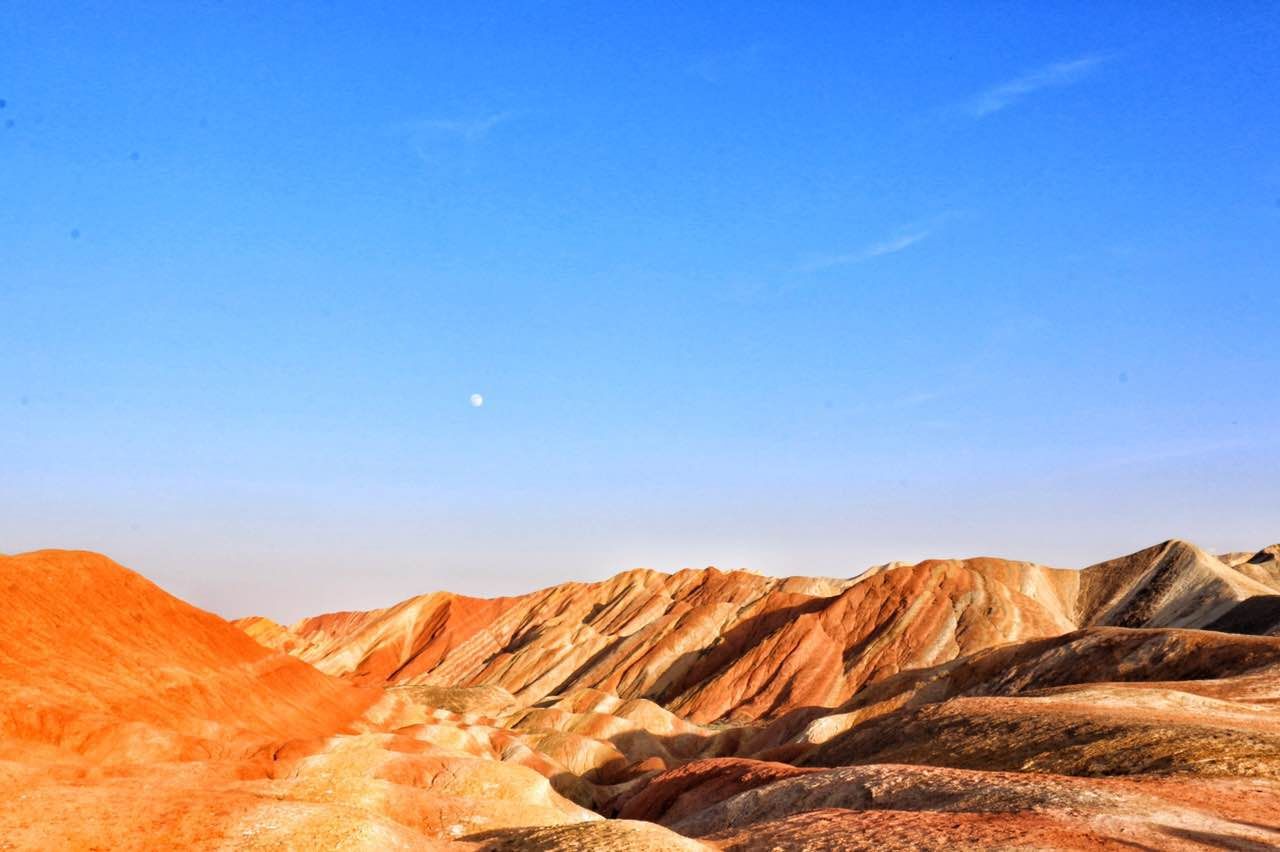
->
[3, 2, 1278, 620]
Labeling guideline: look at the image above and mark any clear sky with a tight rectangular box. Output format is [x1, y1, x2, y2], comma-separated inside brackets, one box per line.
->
[4, 3, 1278, 621]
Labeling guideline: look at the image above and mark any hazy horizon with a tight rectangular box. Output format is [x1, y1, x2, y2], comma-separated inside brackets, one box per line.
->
[7, 533, 1276, 624]
[5, 3, 1278, 622]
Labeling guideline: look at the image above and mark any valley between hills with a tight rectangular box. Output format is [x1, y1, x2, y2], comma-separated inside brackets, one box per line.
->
[3, 539, 1280, 850]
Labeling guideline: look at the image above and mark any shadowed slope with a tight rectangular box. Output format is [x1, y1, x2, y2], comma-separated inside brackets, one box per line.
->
[581, 624, 1280, 846]
[648, 763, 1280, 851]
[1076, 539, 1274, 628]
[1205, 596, 1280, 636]
[797, 626, 1280, 777]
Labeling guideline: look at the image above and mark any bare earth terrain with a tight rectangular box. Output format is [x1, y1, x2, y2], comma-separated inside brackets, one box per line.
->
[2, 539, 1279, 849]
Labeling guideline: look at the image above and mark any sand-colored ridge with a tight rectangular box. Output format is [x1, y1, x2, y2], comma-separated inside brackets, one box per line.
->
[274, 556, 1089, 725]
[1076, 538, 1274, 628]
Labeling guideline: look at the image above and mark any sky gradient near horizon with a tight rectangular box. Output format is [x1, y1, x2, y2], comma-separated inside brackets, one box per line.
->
[4, 3, 1279, 621]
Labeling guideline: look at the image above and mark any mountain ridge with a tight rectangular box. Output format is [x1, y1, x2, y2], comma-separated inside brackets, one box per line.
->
[5, 539, 1280, 849]
[244, 538, 1277, 724]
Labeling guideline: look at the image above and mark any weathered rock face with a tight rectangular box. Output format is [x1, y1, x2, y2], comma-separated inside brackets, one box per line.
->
[269, 558, 1080, 724]
[1075, 539, 1276, 628]
[268, 540, 1271, 725]
[614, 758, 820, 825]
[733, 624, 1280, 761]
[645, 764, 1280, 852]
[7, 539, 1280, 850]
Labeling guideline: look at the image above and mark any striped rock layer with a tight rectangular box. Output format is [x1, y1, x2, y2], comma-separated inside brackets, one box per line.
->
[256, 539, 1277, 723]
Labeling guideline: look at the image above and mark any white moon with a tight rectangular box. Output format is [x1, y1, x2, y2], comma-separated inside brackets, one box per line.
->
[469, 393, 484, 407]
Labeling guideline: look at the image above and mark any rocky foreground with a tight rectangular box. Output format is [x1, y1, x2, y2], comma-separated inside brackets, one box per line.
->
[2, 540, 1279, 849]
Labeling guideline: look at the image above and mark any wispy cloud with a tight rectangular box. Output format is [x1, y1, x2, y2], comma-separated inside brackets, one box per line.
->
[798, 229, 930, 273]
[401, 111, 523, 173]
[412, 111, 519, 142]
[965, 55, 1106, 117]
[889, 389, 949, 408]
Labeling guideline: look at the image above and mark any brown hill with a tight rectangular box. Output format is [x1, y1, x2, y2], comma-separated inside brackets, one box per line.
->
[1075, 539, 1275, 628]
[623, 760, 1280, 851]
[1204, 595, 1280, 636]
[7, 540, 1280, 849]
[606, 624, 1280, 850]
[270, 559, 1078, 724]
[266, 540, 1270, 724]
[739, 623, 1280, 754]
[797, 627, 1280, 778]
[1234, 544, 1280, 588]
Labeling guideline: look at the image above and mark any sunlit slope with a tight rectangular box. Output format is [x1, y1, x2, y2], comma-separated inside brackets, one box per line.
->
[274, 559, 1077, 723]
[0, 550, 615, 849]
[267, 540, 1273, 723]
[0, 549, 379, 761]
